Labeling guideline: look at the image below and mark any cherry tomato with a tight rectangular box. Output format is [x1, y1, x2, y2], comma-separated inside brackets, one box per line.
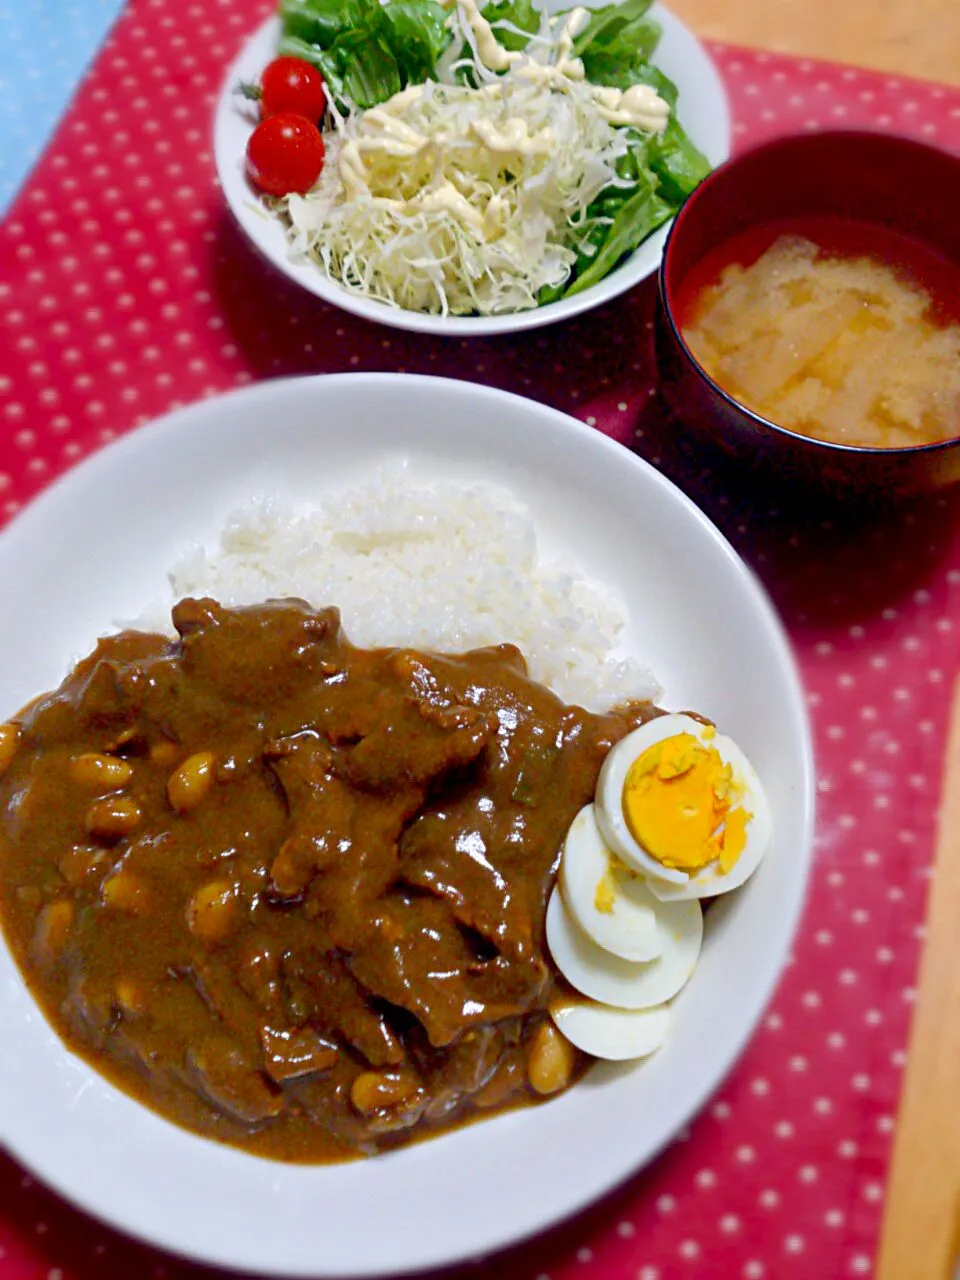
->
[259, 56, 326, 123]
[246, 112, 325, 197]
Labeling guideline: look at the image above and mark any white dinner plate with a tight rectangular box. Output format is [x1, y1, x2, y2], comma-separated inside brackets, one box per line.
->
[213, 3, 731, 335]
[0, 374, 813, 1276]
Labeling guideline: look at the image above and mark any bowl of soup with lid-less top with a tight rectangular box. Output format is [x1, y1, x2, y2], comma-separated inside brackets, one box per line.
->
[656, 130, 960, 498]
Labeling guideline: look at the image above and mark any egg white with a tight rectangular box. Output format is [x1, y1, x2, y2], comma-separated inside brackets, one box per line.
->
[559, 804, 662, 961]
[545, 885, 703, 1010]
[595, 713, 773, 900]
[549, 996, 672, 1061]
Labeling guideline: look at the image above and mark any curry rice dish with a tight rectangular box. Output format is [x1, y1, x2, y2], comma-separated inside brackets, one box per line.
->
[0, 598, 663, 1161]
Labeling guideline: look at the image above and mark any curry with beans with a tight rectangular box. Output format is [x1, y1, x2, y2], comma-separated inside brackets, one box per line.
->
[0, 599, 657, 1161]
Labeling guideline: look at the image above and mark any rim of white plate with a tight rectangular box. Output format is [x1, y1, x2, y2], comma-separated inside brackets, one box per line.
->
[0, 375, 812, 1277]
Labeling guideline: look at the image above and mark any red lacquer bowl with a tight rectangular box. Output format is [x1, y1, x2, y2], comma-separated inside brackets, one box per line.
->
[655, 130, 960, 499]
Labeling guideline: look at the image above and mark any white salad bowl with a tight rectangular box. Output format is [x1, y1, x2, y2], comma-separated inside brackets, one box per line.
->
[213, 3, 731, 335]
[0, 373, 812, 1276]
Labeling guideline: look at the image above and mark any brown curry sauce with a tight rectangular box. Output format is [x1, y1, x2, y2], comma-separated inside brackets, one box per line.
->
[0, 599, 656, 1161]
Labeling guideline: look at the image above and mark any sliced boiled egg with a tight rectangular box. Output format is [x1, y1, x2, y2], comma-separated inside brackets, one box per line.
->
[595, 713, 772, 901]
[559, 804, 662, 961]
[545, 885, 702, 1010]
[549, 996, 671, 1061]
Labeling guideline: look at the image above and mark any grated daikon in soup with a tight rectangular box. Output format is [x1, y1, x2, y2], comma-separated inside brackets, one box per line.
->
[681, 234, 960, 450]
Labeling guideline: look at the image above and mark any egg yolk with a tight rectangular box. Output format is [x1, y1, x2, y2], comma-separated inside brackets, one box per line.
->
[622, 733, 751, 873]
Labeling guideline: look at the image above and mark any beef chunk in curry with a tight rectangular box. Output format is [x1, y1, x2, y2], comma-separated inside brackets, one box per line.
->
[0, 599, 655, 1161]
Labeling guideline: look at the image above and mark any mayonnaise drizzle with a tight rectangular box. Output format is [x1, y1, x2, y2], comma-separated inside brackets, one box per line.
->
[554, 7, 588, 79]
[447, 0, 667, 130]
[361, 107, 430, 147]
[452, 0, 519, 72]
[330, 0, 671, 243]
[337, 140, 369, 201]
[470, 116, 554, 155]
[415, 183, 485, 231]
[593, 83, 670, 131]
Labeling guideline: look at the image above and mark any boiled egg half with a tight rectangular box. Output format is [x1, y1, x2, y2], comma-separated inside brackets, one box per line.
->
[595, 713, 772, 901]
[546, 882, 702, 1010]
[559, 803, 662, 961]
[545, 803, 702, 1061]
[549, 996, 672, 1062]
[545, 713, 772, 1062]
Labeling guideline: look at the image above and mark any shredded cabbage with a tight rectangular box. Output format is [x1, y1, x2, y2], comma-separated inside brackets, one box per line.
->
[281, 7, 656, 316]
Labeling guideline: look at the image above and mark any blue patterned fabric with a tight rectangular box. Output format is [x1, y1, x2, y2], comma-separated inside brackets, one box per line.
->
[0, 0, 126, 214]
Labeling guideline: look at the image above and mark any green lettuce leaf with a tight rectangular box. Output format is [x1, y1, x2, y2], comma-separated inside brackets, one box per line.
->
[380, 0, 450, 83]
[646, 114, 711, 202]
[318, 29, 403, 108]
[454, 0, 541, 85]
[279, 0, 451, 109]
[540, 145, 670, 303]
[544, 2, 710, 300]
[478, 0, 542, 50]
[279, 0, 364, 48]
[565, 174, 672, 297]
[570, 0, 661, 72]
[628, 61, 679, 106]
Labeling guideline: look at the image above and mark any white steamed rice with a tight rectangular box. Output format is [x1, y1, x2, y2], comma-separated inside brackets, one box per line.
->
[147, 467, 659, 712]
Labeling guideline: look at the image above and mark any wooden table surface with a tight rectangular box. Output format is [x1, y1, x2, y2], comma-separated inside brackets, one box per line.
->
[671, 0, 960, 86]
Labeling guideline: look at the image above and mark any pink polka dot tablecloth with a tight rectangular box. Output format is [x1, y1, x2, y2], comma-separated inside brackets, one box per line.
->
[3, 4, 960, 1278]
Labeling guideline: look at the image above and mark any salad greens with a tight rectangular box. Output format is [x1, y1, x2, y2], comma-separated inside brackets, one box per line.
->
[466, 0, 542, 51]
[541, 149, 671, 302]
[280, 0, 449, 107]
[573, 0, 664, 77]
[277, 0, 710, 304]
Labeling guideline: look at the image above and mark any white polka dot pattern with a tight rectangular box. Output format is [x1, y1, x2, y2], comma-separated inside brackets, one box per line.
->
[2, 8, 960, 1280]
